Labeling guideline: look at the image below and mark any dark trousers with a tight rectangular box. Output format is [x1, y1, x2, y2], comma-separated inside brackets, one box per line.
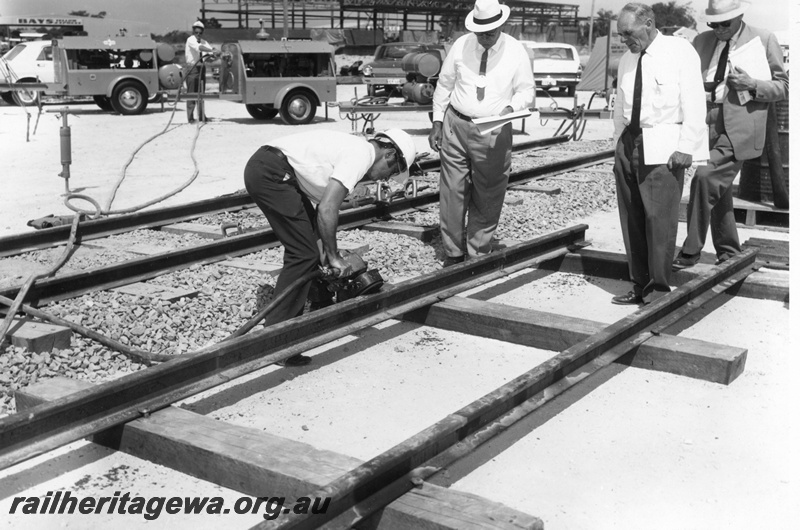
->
[185, 65, 205, 121]
[614, 128, 684, 301]
[243, 147, 321, 326]
[679, 107, 743, 261]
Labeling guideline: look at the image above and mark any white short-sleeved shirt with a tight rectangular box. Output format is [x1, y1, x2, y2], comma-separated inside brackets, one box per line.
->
[270, 131, 375, 205]
[185, 36, 213, 66]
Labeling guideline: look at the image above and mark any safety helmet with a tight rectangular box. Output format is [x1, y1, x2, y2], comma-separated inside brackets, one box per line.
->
[192, 21, 205, 30]
[374, 129, 417, 174]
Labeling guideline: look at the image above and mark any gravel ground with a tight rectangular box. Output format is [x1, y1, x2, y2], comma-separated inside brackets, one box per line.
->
[0, 140, 617, 416]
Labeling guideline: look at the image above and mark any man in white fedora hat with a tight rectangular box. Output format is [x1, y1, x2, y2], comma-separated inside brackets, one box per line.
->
[428, 0, 534, 266]
[673, 0, 788, 271]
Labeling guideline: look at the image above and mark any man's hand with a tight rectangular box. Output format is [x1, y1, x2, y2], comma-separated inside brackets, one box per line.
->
[428, 121, 443, 152]
[326, 253, 353, 279]
[499, 105, 514, 116]
[727, 66, 756, 92]
[667, 151, 692, 171]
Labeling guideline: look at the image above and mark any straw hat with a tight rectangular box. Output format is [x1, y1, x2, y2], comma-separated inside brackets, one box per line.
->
[465, 0, 511, 33]
[704, 0, 750, 23]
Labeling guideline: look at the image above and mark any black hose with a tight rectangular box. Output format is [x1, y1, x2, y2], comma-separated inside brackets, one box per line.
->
[225, 269, 324, 340]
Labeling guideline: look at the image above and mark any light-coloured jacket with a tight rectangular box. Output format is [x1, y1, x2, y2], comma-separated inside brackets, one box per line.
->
[693, 23, 788, 160]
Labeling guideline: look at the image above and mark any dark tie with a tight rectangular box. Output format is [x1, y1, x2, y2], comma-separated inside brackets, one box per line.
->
[710, 40, 730, 102]
[630, 51, 644, 133]
[477, 49, 488, 101]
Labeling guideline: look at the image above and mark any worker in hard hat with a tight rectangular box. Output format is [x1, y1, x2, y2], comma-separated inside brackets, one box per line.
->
[184, 20, 219, 123]
[244, 129, 417, 366]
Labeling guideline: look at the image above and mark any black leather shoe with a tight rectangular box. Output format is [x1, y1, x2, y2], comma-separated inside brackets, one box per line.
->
[672, 254, 698, 271]
[442, 255, 465, 267]
[277, 354, 312, 367]
[715, 253, 734, 265]
[611, 291, 644, 305]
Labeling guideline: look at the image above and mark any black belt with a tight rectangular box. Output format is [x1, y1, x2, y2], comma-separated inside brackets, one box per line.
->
[448, 106, 474, 122]
[263, 145, 287, 161]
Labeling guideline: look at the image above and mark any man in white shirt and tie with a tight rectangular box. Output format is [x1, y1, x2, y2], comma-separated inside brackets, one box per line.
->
[428, 0, 534, 267]
[610, 3, 707, 305]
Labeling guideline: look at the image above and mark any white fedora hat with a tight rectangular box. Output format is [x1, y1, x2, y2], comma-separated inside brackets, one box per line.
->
[704, 0, 750, 23]
[465, 0, 511, 33]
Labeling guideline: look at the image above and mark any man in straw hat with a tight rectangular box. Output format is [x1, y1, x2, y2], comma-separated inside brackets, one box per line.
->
[672, 0, 788, 271]
[610, 3, 707, 305]
[428, 0, 534, 267]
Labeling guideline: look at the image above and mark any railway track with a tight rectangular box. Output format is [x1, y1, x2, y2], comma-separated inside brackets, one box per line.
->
[0, 229, 762, 529]
[0, 147, 614, 306]
[0, 136, 572, 259]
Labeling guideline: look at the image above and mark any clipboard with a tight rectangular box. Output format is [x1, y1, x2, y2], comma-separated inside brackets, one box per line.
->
[642, 123, 709, 165]
[473, 109, 532, 135]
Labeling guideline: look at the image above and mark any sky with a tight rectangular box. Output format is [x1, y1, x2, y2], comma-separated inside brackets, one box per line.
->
[0, 0, 794, 34]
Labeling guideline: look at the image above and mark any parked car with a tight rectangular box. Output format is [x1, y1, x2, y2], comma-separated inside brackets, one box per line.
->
[0, 40, 54, 105]
[519, 41, 582, 96]
[360, 42, 449, 97]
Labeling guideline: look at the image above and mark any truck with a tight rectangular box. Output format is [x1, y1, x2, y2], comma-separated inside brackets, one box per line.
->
[217, 39, 337, 125]
[51, 36, 180, 114]
[1, 36, 181, 113]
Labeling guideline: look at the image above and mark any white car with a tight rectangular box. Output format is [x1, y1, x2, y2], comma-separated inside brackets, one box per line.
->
[0, 40, 54, 105]
[519, 41, 582, 97]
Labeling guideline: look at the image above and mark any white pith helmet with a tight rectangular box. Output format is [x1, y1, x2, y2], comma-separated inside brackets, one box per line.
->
[192, 21, 205, 30]
[374, 129, 417, 174]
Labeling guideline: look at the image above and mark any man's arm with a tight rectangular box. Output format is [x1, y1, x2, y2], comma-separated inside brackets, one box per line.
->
[509, 42, 535, 112]
[671, 41, 707, 170]
[428, 42, 459, 151]
[612, 57, 628, 146]
[316, 179, 351, 275]
[431, 41, 458, 123]
[728, 32, 788, 102]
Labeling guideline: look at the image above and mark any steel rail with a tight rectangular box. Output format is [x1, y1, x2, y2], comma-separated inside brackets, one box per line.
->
[0, 192, 255, 258]
[0, 149, 613, 306]
[330, 263, 760, 530]
[0, 225, 588, 471]
[0, 136, 571, 258]
[257, 247, 760, 530]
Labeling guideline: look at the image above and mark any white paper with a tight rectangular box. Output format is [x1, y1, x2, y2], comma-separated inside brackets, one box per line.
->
[728, 37, 772, 81]
[473, 109, 532, 135]
[728, 37, 771, 105]
[642, 123, 709, 166]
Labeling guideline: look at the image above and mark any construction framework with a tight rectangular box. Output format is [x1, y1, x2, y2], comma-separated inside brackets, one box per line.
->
[199, 0, 580, 32]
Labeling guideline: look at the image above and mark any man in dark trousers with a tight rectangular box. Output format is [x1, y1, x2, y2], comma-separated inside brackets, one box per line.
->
[672, 0, 788, 270]
[184, 21, 218, 123]
[244, 129, 416, 365]
[611, 3, 707, 305]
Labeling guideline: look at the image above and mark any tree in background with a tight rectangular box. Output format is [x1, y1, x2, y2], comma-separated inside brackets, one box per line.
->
[593, 9, 617, 37]
[652, 1, 696, 29]
[153, 30, 192, 45]
[68, 10, 107, 19]
[200, 18, 223, 30]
